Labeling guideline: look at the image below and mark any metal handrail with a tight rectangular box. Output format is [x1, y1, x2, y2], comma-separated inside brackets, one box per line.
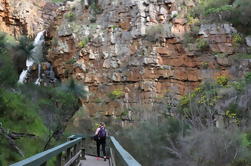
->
[10, 135, 141, 166]
[10, 136, 85, 166]
[109, 136, 141, 166]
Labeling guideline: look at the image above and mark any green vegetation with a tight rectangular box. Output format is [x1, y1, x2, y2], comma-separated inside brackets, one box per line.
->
[94, 98, 102, 103]
[191, 0, 251, 34]
[182, 25, 200, 47]
[0, 32, 86, 165]
[65, 12, 75, 22]
[232, 53, 251, 60]
[216, 75, 229, 86]
[108, 89, 124, 100]
[195, 38, 209, 51]
[50, 0, 65, 2]
[232, 33, 245, 45]
[145, 24, 171, 43]
[118, 75, 251, 166]
[65, 57, 77, 65]
[111, 25, 118, 30]
[78, 37, 90, 48]
[245, 72, 251, 83]
[88, 0, 103, 23]
[201, 62, 209, 69]
[89, 1, 103, 15]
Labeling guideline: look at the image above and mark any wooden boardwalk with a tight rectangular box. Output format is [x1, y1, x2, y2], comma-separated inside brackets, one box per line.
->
[11, 136, 141, 166]
[80, 155, 110, 166]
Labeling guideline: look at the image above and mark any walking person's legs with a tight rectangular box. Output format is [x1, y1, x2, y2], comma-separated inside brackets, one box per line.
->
[96, 141, 101, 159]
[101, 142, 106, 161]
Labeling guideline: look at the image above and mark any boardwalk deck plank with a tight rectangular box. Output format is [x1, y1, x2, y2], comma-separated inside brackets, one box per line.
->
[80, 155, 110, 166]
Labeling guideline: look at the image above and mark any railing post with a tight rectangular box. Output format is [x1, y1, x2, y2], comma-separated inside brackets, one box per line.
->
[72, 144, 77, 166]
[75, 142, 80, 165]
[56, 152, 63, 166]
[66, 148, 71, 163]
[81, 138, 86, 160]
[41, 162, 47, 166]
[110, 147, 116, 166]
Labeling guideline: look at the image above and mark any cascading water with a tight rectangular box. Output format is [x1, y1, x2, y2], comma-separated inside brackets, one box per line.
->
[18, 31, 45, 84]
[35, 64, 41, 85]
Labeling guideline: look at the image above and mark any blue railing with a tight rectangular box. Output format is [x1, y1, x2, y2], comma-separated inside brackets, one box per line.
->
[10, 136, 85, 166]
[109, 136, 141, 166]
[11, 135, 141, 166]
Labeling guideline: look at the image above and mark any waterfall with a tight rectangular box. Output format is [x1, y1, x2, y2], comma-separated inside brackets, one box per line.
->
[18, 31, 45, 84]
[35, 64, 41, 85]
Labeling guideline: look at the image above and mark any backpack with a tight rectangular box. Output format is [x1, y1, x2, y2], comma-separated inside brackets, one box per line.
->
[98, 127, 106, 139]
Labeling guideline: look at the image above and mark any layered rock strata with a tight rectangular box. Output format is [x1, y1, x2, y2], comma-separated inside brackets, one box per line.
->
[44, 0, 250, 118]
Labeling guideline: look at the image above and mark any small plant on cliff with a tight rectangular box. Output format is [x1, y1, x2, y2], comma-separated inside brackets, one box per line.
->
[51, 0, 65, 2]
[94, 98, 102, 103]
[90, 1, 103, 15]
[108, 89, 124, 100]
[195, 38, 209, 51]
[216, 75, 229, 86]
[201, 62, 209, 69]
[182, 25, 200, 47]
[232, 33, 245, 46]
[65, 12, 75, 22]
[78, 37, 90, 48]
[145, 24, 171, 43]
[65, 58, 77, 65]
[245, 72, 251, 83]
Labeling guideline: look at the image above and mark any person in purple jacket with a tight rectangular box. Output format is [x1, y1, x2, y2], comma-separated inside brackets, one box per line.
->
[95, 122, 107, 161]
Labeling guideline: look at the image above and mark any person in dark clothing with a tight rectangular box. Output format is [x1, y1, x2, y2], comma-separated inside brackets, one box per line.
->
[95, 122, 107, 161]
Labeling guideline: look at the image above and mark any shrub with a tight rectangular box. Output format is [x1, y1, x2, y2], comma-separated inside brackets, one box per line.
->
[232, 33, 245, 45]
[205, 5, 233, 16]
[191, 0, 251, 34]
[187, 15, 200, 25]
[51, 0, 65, 2]
[195, 38, 209, 51]
[65, 12, 75, 22]
[216, 75, 229, 86]
[229, 0, 251, 35]
[244, 72, 251, 83]
[201, 62, 209, 69]
[230, 81, 245, 91]
[78, 37, 90, 48]
[90, 2, 103, 15]
[94, 98, 102, 103]
[108, 89, 124, 100]
[145, 24, 171, 43]
[65, 58, 77, 64]
[232, 160, 250, 166]
[182, 25, 200, 47]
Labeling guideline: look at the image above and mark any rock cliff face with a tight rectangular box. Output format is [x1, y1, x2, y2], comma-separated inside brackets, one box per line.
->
[0, 0, 58, 37]
[45, 0, 250, 118]
[1, 0, 250, 121]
